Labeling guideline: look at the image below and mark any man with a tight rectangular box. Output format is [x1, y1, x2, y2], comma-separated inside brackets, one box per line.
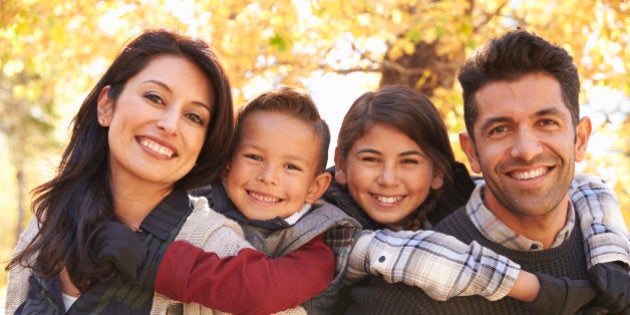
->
[452, 29, 630, 314]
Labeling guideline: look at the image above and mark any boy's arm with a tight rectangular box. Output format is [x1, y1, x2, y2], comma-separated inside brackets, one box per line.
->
[157, 235, 333, 314]
[569, 173, 630, 267]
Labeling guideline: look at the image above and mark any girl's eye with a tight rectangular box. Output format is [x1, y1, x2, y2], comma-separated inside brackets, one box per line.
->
[145, 93, 164, 105]
[185, 112, 205, 125]
[401, 158, 419, 165]
[360, 156, 379, 163]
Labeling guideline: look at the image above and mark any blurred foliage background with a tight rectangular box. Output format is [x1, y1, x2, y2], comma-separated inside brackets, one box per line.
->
[1, 0, 629, 300]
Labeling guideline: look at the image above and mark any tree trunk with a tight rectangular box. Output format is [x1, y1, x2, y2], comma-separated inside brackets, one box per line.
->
[379, 40, 466, 97]
[16, 167, 25, 241]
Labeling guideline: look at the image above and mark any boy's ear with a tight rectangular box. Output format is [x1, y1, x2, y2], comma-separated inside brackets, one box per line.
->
[305, 172, 332, 204]
[97, 86, 114, 127]
[333, 147, 348, 185]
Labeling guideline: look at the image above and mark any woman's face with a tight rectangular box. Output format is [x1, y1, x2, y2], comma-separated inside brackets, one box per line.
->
[97, 55, 213, 191]
[335, 123, 443, 227]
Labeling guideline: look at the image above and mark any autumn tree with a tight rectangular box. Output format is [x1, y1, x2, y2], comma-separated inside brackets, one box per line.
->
[1, 0, 628, 288]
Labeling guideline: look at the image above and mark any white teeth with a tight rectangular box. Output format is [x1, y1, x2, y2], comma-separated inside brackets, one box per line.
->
[250, 191, 280, 203]
[512, 168, 546, 180]
[140, 139, 174, 158]
[375, 195, 403, 204]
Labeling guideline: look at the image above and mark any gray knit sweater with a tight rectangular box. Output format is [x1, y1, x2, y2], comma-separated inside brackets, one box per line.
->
[342, 207, 587, 315]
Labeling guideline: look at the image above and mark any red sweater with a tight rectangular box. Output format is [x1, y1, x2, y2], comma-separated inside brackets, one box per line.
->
[155, 235, 334, 315]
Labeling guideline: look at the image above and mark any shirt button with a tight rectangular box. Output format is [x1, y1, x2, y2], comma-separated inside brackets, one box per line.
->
[378, 256, 386, 263]
[531, 244, 539, 250]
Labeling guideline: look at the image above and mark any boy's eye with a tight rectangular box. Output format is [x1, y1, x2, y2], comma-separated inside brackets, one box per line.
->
[185, 112, 205, 125]
[285, 163, 302, 171]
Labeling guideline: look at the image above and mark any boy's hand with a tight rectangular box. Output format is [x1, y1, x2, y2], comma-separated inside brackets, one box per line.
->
[587, 262, 630, 313]
[528, 272, 597, 315]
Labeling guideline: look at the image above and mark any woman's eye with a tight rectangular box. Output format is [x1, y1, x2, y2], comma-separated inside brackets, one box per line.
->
[185, 113, 204, 125]
[145, 93, 164, 105]
[244, 154, 262, 161]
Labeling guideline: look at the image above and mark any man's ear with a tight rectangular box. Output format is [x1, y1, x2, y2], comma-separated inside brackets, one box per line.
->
[97, 86, 114, 127]
[305, 172, 332, 204]
[333, 147, 348, 184]
[459, 132, 481, 173]
[574, 117, 592, 162]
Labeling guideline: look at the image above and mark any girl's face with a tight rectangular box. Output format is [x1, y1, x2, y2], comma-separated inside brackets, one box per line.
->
[335, 123, 444, 227]
[97, 55, 213, 192]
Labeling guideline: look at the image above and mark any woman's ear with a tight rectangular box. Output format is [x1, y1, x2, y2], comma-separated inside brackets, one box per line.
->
[333, 147, 348, 184]
[97, 86, 114, 127]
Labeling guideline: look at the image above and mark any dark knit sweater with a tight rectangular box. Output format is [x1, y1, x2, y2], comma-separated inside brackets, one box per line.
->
[343, 207, 587, 315]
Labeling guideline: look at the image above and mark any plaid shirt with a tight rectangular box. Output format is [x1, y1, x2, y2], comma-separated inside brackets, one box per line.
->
[346, 173, 630, 303]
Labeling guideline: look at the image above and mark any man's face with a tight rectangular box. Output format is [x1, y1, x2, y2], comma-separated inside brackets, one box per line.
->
[460, 73, 591, 222]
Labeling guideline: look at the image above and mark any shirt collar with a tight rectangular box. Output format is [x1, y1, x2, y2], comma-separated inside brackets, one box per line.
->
[467, 184, 576, 251]
[138, 189, 191, 240]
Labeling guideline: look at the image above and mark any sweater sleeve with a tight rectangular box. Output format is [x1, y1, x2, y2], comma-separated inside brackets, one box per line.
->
[6, 216, 39, 315]
[347, 229, 521, 301]
[155, 235, 334, 315]
[569, 173, 630, 268]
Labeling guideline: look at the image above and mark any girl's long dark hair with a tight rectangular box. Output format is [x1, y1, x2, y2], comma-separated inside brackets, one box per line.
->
[7, 29, 234, 290]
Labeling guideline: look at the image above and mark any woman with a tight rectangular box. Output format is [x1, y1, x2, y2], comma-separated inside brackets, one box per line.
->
[6, 29, 327, 315]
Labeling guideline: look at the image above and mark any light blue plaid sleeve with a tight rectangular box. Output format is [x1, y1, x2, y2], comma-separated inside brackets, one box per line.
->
[570, 173, 630, 267]
[347, 229, 520, 301]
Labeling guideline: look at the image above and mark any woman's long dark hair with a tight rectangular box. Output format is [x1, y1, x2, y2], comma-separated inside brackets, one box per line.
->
[7, 29, 234, 290]
[336, 85, 472, 230]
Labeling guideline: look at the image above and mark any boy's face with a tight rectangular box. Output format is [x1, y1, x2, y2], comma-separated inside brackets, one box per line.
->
[222, 111, 331, 220]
